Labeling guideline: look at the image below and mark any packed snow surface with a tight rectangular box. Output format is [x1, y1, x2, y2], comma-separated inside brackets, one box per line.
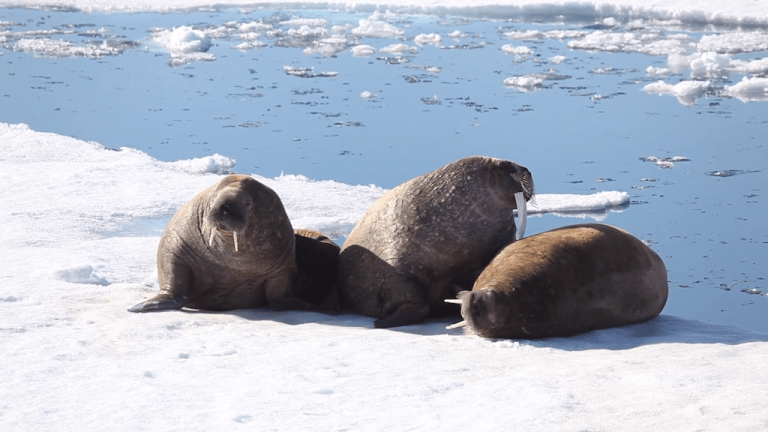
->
[2, 122, 767, 430]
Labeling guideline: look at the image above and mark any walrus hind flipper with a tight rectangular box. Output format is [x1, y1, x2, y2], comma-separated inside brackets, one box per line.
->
[128, 295, 187, 313]
[373, 302, 430, 328]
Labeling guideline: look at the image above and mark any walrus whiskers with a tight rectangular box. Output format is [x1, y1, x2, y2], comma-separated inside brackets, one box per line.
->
[446, 320, 467, 330]
[514, 191, 527, 240]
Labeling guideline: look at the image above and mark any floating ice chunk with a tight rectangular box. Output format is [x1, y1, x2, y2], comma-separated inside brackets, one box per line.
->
[54, 265, 109, 286]
[283, 66, 339, 78]
[239, 21, 273, 33]
[697, 31, 768, 54]
[303, 35, 348, 57]
[154, 26, 215, 66]
[351, 19, 404, 39]
[503, 30, 542, 40]
[12, 38, 137, 58]
[414, 33, 441, 46]
[567, 30, 691, 55]
[639, 156, 691, 169]
[233, 41, 266, 51]
[690, 52, 731, 77]
[550, 55, 567, 64]
[167, 52, 215, 67]
[503, 75, 544, 92]
[731, 57, 768, 75]
[380, 43, 417, 54]
[724, 77, 768, 103]
[287, 25, 327, 37]
[282, 18, 328, 27]
[644, 80, 711, 105]
[646, 66, 672, 77]
[448, 30, 464, 39]
[350, 44, 376, 57]
[360, 91, 376, 99]
[164, 154, 236, 175]
[602, 17, 620, 27]
[500, 44, 533, 55]
[527, 191, 630, 219]
[670, 52, 768, 77]
[156, 26, 211, 55]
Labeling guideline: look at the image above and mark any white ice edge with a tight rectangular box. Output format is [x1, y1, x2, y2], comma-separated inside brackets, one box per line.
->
[0, 0, 766, 28]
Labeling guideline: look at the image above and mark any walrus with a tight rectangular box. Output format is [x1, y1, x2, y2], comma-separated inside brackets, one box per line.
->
[338, 156, 534, 328]
[129, 174, 314, 313]
[293, 229, 341, 312]
[446, 224, 668, 339]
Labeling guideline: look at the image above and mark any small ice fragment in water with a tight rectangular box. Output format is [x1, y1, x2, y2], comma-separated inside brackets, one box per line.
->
[351, 44, 376, 57]
[360, 91, 376, 99]
[414, 33, 441, 46]
[500, 44, 533, 55]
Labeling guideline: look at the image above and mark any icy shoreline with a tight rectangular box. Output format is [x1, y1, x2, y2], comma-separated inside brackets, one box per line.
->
[1, 0, 768, 29]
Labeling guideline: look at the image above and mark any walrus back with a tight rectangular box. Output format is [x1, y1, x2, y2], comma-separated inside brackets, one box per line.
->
[462, 224, 669, 339]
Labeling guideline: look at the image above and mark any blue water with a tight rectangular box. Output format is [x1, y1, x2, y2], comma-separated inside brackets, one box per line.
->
[1, 7, 767, 331]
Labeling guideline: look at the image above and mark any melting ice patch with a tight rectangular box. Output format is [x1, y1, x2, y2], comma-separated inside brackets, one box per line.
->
[724, 77, 768, 102]
[500, 44, 534, 55]
[667, 52, 768, 78]
[567, 30, 692, 55]
[639, 156, 691, 169]
[12, 38, 138, 58]
[380, 43, 417, 54]
[351, 18, 404, 39]
[153, 26, 214, 66]
[350, 44, 376, 57]
[503, 75, 544, 92]
[414, 33, 441, 46]
[284, 66, 339, 78]
[644, 80, 712, 105]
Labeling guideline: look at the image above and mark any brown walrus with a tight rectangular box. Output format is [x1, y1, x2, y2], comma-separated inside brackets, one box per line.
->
[338, 156, 534, 328]
[293, 229, 341, 312]
[129, 174, 315, 313]
[446, 224, 668, 339]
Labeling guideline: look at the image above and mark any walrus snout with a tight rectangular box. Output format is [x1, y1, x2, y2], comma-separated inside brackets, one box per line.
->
[455, 289, 511, 336]
[209, 193, 253, 233]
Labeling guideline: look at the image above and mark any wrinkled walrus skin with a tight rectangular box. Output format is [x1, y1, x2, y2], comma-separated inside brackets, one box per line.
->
[338, 156, 534, 328]
[129, 174, 314, 313]
[455, 224, 668, 339]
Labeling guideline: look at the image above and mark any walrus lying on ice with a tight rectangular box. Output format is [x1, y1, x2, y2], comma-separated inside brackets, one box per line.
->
[338, 156, 534, 328]
[446, 224, 668, 339]
[129, 174, 334, 313]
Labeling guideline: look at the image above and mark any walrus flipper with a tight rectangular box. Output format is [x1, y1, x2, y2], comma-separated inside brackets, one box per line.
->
[373, 302, 430, 328]
[128, 295, 187, 313]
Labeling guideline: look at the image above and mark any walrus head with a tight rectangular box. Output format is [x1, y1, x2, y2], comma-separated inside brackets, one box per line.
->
[207, 176, 257, 252]
[446, 290, 513, 338]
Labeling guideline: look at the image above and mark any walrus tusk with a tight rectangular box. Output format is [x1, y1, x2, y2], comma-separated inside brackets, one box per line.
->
[444, 298, 463, 304]
[515, 191, 527, 240]
[233, 231, 239, 252]
[208, 230, 216, 248]
[446, 320, 467, 330]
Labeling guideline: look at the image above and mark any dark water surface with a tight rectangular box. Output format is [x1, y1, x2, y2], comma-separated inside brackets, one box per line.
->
[1, 7, 766, 331]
